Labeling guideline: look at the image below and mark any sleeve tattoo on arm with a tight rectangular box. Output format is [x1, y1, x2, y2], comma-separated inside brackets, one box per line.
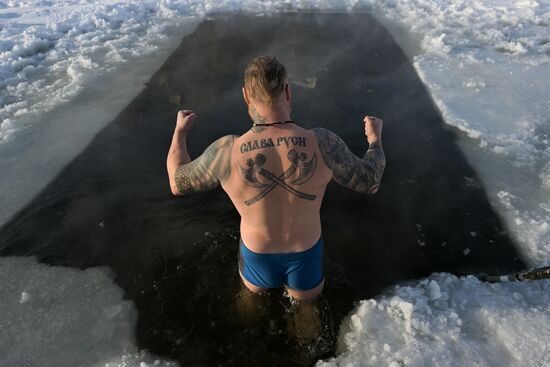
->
[313, 128, 385, 193]
[174, 135, 235, 195]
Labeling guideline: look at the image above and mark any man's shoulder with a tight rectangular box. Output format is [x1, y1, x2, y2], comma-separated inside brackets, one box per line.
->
[200, 135, 239, 158]
[309, 127, 341, 146]
[309, 127, 336, 137]
[212, 134, 239, 148]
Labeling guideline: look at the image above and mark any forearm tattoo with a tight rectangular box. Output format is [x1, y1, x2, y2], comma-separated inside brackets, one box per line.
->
[174, 135, 235, 195]
[313, 128, 385, 193]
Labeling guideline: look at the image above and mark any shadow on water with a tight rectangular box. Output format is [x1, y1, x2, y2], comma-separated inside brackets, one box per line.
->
[0, 13, 525, 366]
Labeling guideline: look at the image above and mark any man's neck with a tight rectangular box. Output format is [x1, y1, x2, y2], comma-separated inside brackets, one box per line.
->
[250, 103, 291, 125]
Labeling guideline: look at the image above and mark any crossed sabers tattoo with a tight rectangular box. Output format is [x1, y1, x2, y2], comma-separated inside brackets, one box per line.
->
[238, 149, 317, 206]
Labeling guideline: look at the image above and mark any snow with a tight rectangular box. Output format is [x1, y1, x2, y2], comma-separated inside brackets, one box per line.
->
[318, 274, 550, 367]
[0, 0, 180, 142]
[0, 1, 549, 366]
[0, 256, 176, 367]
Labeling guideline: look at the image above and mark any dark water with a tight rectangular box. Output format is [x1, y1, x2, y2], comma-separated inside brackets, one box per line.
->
[0, 13, 525, 366]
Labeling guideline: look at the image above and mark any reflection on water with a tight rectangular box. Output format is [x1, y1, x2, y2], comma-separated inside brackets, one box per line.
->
[236, 284, 336, 364]
[285, 294, 336, 364]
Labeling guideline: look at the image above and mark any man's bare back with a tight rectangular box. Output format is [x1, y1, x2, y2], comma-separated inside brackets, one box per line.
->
[166, 56, 385, 300]
[225, 124, 331, 254]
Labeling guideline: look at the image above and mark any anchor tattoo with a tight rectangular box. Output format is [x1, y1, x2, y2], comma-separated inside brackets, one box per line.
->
[238, 149, 317, 206]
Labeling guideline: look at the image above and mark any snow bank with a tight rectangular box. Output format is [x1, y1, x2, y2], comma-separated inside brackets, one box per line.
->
[0, 0, 197, 142]
[0, 256, 176, 367]
[318, 274, 550, 367]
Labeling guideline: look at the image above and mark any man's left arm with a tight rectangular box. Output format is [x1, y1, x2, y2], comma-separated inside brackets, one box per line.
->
[167, 110, 235, 195]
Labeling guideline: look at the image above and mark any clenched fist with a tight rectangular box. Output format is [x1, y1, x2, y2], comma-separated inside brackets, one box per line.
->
[363, 115, 383, 144]
[176, 110, 197, 134]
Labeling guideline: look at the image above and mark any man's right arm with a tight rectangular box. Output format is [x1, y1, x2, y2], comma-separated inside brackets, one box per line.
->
[313, 118, 385, 194]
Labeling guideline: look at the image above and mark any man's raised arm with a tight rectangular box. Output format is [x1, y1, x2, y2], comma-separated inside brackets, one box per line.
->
[167, 110, 235, 195]
[313, 116, 385, 194]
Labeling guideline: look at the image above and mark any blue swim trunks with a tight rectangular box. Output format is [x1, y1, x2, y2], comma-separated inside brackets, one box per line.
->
[238, 238, 325, 291]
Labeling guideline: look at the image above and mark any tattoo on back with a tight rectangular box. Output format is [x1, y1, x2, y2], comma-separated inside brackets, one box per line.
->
[313, 127, 385, 193]
[174, 135, 235, 195]
[240, 136, 306, 153]
[238, 149, 317, 206]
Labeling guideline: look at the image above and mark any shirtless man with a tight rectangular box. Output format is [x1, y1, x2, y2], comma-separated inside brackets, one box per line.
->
[167, 56, 385, 301]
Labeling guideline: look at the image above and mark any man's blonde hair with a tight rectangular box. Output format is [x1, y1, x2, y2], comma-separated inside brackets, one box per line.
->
[244, 56, 287, 106]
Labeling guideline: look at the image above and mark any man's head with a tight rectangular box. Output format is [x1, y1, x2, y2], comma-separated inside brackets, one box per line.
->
[243, 56, 291, 111]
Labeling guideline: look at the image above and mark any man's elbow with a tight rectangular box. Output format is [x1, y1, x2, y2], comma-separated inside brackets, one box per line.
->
[357, 184, 379, 194]
[348, 177, 381, 194]
[170, 182, 183, 196]
[360, 175, 383, 194]
[367, 184, 380, 194]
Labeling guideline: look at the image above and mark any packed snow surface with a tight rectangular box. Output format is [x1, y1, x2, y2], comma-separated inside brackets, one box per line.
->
[1, 1, 549, 367]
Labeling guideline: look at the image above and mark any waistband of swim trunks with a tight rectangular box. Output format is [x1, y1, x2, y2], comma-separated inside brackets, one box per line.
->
[239, 237, 323, 258]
